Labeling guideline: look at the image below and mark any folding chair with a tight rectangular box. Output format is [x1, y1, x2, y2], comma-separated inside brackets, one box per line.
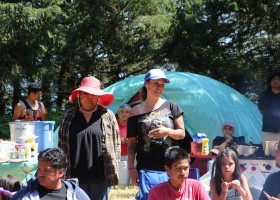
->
[136, 168, 200, 200]
[188, 168, 200, 180]
[136, 169, 169, 200]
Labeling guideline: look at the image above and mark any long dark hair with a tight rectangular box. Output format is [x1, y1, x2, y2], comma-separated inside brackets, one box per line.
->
[266, 71, 280, 90]
[212, 148, 242, 196]
[141, 85, 147, 101]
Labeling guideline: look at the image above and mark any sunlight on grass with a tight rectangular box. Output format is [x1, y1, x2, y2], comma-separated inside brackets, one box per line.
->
[109, 185, 139, 200]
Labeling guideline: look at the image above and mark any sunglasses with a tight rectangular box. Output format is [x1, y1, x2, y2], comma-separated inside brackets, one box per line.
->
[223, 127, 233, 131]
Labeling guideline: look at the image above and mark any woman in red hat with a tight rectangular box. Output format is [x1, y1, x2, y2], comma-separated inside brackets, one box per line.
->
[58, 76, 120, 200]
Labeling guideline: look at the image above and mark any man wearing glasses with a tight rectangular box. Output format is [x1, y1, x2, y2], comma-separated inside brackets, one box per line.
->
[212, 121, 246, 152]
[259, 142, 280, 200]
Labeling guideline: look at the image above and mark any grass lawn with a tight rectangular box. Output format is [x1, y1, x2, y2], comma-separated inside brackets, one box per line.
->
[109, 185, 139, 200]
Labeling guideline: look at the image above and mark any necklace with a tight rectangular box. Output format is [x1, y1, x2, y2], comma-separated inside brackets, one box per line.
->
[79, 104, 98, 114]
[78, 98, 98, 114]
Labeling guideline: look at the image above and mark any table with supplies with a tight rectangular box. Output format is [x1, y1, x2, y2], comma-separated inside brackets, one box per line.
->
[0, 122, 58, 184]
[0, 159, 37, 183]
[190, 154, 217, 176]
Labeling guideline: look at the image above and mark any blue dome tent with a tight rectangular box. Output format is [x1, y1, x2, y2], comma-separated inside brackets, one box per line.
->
[104, 71, 262, 145]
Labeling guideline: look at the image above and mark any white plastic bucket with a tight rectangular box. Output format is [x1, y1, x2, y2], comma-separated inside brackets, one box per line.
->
[118, 161, 130, 186]
[9, 122, 36, 143]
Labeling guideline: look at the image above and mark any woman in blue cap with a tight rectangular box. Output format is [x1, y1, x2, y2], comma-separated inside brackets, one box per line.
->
[127, 69, 185, 187]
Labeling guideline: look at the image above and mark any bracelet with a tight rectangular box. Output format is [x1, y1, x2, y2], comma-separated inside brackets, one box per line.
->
[221, 191, 227, 195]
[128, 167, 135, 170]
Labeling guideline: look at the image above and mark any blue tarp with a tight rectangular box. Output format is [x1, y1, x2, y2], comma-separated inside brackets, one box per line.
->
[104, 72, 262, 144]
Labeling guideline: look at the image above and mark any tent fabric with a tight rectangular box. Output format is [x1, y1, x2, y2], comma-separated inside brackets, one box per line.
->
[104, 72, 262, 145]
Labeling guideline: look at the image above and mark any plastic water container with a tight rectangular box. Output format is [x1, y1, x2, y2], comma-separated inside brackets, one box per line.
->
[9, 122, 36, 143]
[34, 121, 55, 152]
[118, 161, 130, 186]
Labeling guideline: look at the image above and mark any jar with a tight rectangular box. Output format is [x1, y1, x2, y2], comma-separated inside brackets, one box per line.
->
[30, 143, 38, 158]
[10, 149, 17, 159]
[16, 144, 25, 159]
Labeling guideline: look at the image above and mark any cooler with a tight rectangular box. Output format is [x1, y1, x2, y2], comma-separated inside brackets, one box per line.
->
[9, 122, 36, 143]
[34, 121, 55, 152]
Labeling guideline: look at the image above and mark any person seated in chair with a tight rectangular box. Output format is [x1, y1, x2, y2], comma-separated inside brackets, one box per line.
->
[212, 121, 245, 152]
[11, 148, 90, 200]
[148, 147, 210, 200]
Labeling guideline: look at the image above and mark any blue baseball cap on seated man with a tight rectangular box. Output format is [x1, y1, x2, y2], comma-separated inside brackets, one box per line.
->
[144, 69, 170, 83]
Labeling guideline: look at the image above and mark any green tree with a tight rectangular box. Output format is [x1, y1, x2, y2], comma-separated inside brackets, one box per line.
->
[0, 1, 69, 115]
[0, 0, 279, 117]
[165, 0, 279, 96]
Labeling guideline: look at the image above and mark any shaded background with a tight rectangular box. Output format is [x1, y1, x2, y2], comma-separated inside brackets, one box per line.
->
[105, 72, 262, 144]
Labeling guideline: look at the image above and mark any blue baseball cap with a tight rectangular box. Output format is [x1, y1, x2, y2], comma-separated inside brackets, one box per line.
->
[144, 69, 170, 83]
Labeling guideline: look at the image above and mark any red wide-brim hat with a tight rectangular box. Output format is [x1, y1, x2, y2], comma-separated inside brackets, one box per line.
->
[69, 76, 114, 107]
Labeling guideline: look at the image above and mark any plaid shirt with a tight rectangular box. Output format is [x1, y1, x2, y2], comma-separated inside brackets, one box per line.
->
[58, 105, 121, 186]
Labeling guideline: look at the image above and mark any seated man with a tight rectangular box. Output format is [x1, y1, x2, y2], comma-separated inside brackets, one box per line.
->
[148, 147, 210, 200]
[212, 121, 245, 151]
[259, 141, 280, 200]
[11, 148, 90, 200]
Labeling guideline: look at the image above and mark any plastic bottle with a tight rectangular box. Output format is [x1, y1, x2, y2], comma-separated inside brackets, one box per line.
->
[201, 138, 209, 155]
[24, 143, 31, 160]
